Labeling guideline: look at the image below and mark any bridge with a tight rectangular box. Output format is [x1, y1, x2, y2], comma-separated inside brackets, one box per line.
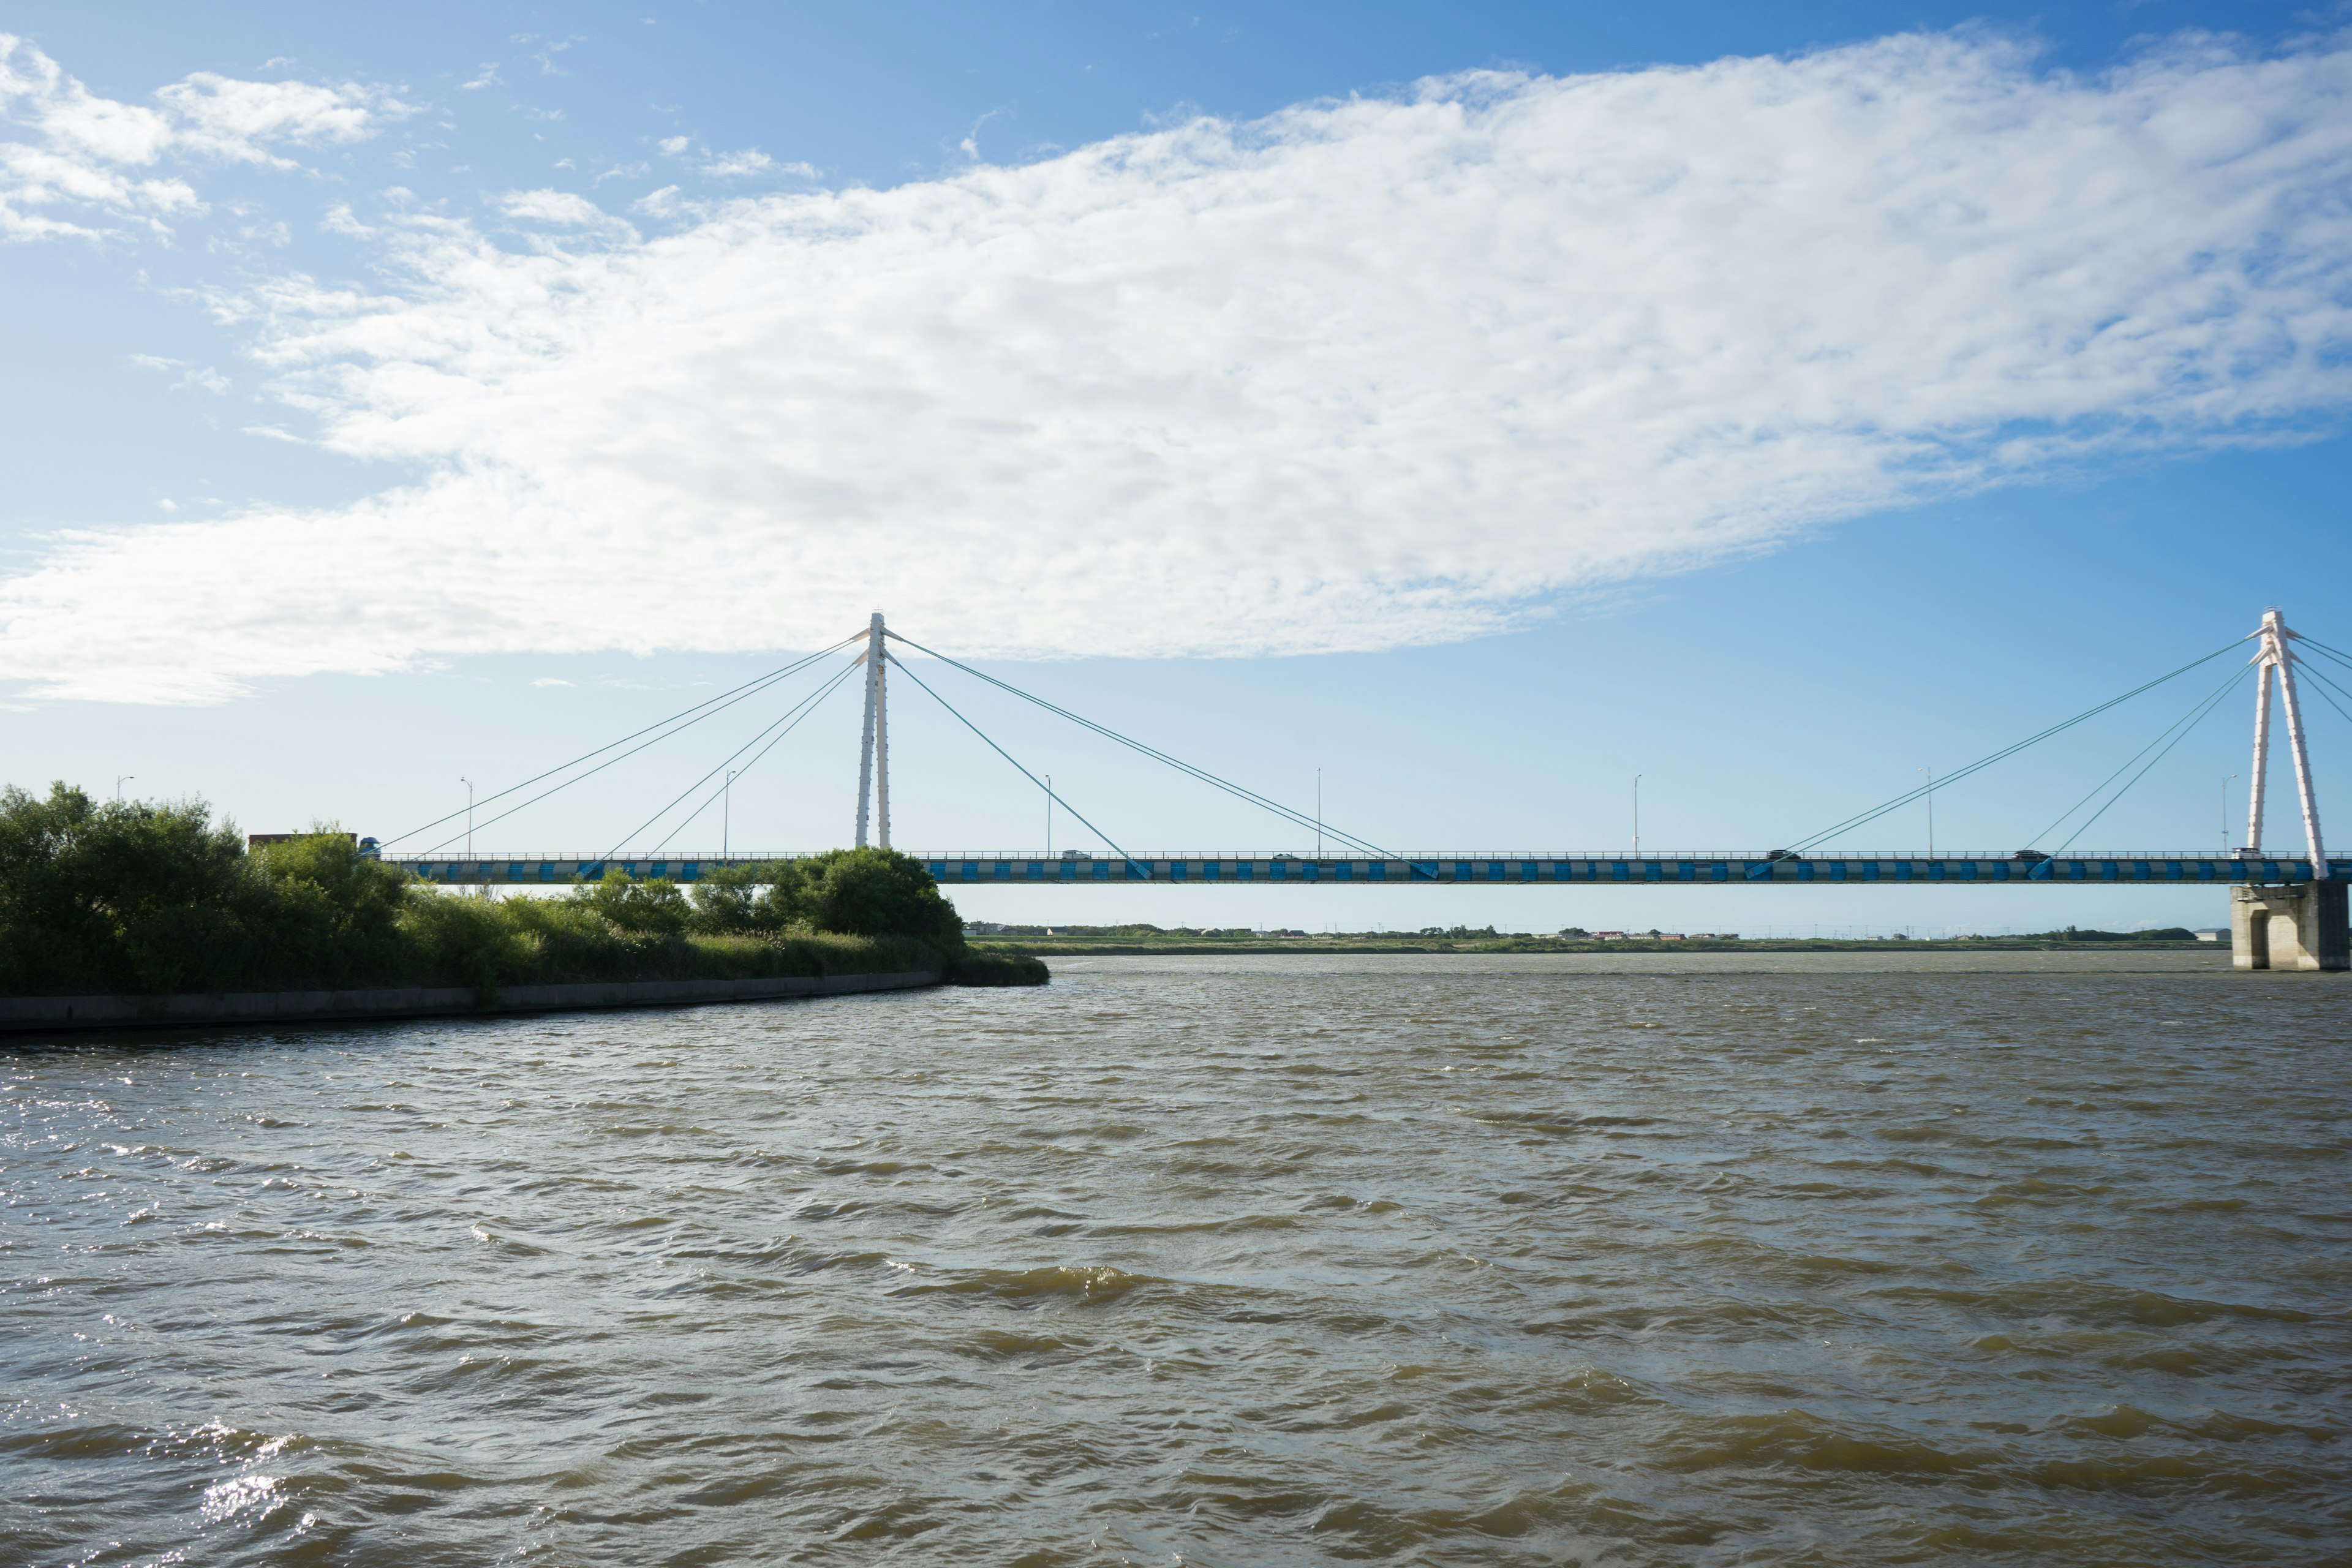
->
[372, 609, 2351, 969]
[390, 848, 2340, 889]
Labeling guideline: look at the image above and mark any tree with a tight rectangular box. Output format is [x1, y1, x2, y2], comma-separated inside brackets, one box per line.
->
[799, 848, 964, 946]
[0, 783, 271, 993]
[572, 869, 690, 936]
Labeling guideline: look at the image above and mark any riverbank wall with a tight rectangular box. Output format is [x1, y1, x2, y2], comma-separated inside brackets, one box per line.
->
[0, 970, 943, 1037]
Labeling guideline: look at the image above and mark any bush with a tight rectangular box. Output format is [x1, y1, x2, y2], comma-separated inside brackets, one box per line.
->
[798, 848, 966, 948]
[573, 869, 692, 935]
[949, 951, 1050, 987]
[0, 784, 268, 993]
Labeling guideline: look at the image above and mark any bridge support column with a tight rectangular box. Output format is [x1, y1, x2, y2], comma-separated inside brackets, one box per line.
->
[854, 611, 889, 849]
[2231, 883, 2349, 971]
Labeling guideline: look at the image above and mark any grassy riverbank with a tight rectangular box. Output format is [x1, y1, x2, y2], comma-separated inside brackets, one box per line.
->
[0, 785, 1045, 997]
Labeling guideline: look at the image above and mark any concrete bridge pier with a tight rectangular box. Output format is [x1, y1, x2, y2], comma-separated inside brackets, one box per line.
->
[2232, 883, 2350, 971]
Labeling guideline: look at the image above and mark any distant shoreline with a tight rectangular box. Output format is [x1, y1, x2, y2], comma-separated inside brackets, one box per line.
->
[973, 937, 2217, 957]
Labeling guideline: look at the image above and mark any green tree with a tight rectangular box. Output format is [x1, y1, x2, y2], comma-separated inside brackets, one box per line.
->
[688, 860, 810, 934]
[254, 829, 413, 985]
[572, 869, 691, 936]
[798, 848, 964, 946]
[0, 783, 271, 993]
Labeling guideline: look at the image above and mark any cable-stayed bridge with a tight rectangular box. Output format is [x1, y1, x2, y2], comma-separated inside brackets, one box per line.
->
[372, 610, 2351, 968]
[389, 848, 2338, 889]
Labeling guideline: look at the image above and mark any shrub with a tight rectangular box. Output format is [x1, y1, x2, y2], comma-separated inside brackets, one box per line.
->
[798, 848, 965, 948]
[0, 783, 272, 993]
[949, 951, 1050, 987]
[572, 869, 692, 936]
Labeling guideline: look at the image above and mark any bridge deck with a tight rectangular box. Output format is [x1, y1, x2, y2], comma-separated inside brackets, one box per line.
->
[383, 851, 2343, 887]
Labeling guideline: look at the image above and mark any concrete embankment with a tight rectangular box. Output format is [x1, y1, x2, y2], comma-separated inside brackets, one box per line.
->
[0, 970, 943, 1036]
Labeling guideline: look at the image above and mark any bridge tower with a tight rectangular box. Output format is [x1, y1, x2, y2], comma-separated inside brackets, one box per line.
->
[2232, 609, 2345, 970]
[854, 611, 890, 849]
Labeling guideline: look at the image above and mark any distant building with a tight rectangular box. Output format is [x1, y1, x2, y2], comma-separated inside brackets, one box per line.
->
[1659, 932, 1686, 941]
[2194, 928, 2228, 942]
[1593, 930, 1627, 940]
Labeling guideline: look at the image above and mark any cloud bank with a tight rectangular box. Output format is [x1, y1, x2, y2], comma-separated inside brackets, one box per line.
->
[6, 31, 2352, 699]
[0, 34, 402, 240]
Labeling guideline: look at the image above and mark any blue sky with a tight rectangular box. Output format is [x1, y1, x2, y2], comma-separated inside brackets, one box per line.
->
[4, 1, 2351, 932]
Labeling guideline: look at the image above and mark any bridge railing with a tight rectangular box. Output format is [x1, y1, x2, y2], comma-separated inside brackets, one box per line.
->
[382, 848, 2274, 864]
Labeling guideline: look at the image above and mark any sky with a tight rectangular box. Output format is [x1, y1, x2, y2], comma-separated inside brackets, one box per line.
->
[4, 0, 2351, 933]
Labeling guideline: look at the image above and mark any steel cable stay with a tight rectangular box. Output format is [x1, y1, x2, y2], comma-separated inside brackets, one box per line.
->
[883, 629, 1390, 857]
[2050, 664, 2253, 853]
[639, 659, 870, 858]
[2025, 661, 2256, 850]
[392, 630, 865, 851]
[2292, 636, 2352, 703]
[602, 656, 867, 861]
[1783, 634, 2258, 854]
[421, 643, 862, 856]
[2294, 657, 2352, 730]
[2294, 631, 2352, 668]
[886, 654, 1145, 874]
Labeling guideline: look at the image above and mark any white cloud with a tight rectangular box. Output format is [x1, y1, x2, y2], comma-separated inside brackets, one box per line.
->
[462, 64, 501, 91]
[129, 354, 233, 393]
[0, 34, 402, 239]
[657, 134, 690, 155]
[500, 186, 638, 239]
[500, 187, 604, 224]
[157, 72, 394, 165]
[7, 31, 2352, 701]
[701, 147, 771, 177]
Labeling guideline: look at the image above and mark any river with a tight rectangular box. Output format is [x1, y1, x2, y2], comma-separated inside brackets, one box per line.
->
[4, 952, 2346, 1565]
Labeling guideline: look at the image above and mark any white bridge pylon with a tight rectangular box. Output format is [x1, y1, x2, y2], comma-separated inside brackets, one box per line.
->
[2245, 608, 2328, 879]
[854, 610, 890, 850]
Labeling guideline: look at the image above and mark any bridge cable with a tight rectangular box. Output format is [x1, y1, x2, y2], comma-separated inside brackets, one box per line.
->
[2040, 663, 2253, 853]
[641, 658, 871, 858]
[882, 630, 1391, 857]
[885, 654, 1145, 875]
[2292, 657, 2352, 731]
[416, 642, 861, 856]
[386, 630, 864, 851]
[2291, 634, 2352, 688]
[601, 655, 865, 862]
[2026, 660, 2255, 849]
[2293, 631, 2352, 668]
[1783, 633, 2256, 853]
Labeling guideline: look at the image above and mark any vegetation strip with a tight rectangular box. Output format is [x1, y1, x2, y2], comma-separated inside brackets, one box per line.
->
[0, 785, 1047, 1007]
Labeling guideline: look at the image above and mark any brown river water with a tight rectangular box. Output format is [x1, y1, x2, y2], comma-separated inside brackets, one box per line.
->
[4, 952, 2348, 1566]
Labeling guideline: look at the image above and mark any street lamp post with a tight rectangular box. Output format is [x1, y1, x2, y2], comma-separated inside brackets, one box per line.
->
[114, 775, 134, 804]
[461, 778, 474, 858]
[1633, 774, 1642, 854]
[1316, 768, 1322, 859]
[2223, 774, 2237, 854]
[724, 770, 737, 858]
[1919, 766, 1934, 857]
[1046, 774, 1052, 857]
